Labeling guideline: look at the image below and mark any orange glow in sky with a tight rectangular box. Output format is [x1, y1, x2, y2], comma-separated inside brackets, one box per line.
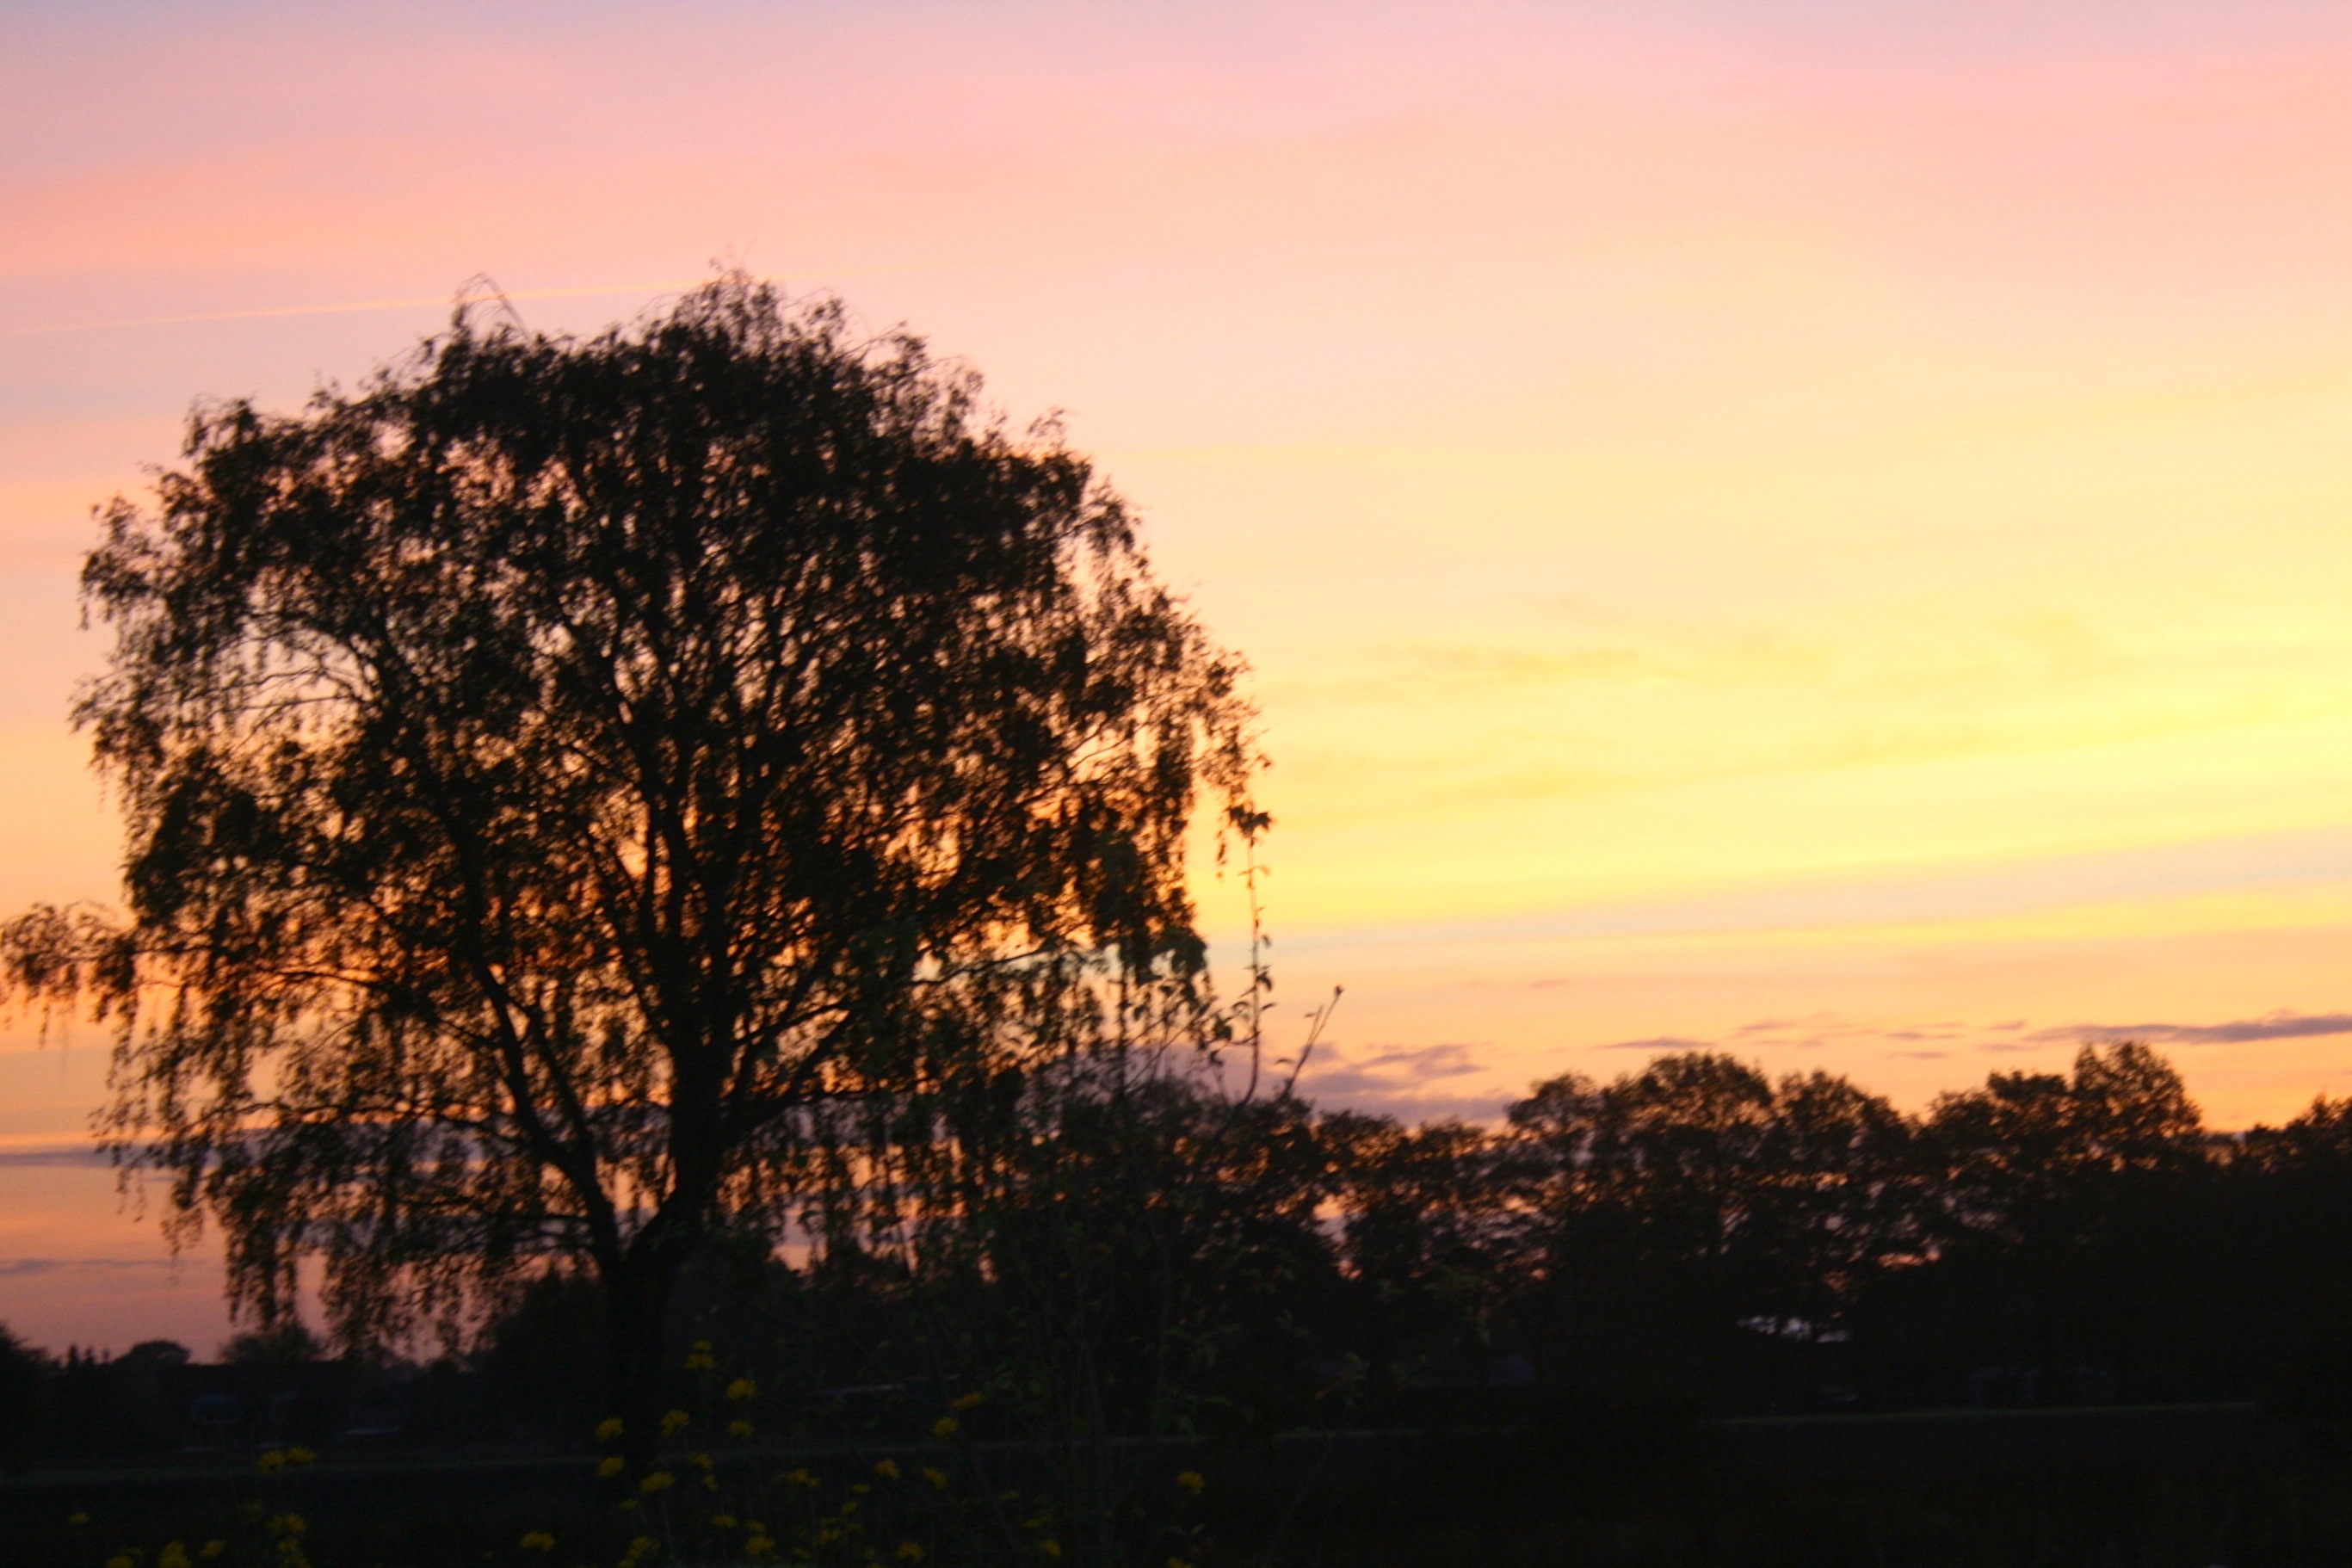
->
[9, 1, 2352, 1349]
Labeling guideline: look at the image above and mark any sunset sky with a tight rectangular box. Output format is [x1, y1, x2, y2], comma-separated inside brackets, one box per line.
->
[10, 0, 2352, 1351]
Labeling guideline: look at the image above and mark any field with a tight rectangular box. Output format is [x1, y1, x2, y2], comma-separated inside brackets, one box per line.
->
[8, 1403, 2349, 1568]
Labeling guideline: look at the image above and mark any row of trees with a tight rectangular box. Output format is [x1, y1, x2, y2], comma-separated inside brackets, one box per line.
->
[713, 1038, 2352, 1431]
[17, 1037, 2352, 1464]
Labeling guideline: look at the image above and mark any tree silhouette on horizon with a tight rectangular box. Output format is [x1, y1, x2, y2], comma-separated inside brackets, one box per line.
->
[0, 275, 1256, 1461]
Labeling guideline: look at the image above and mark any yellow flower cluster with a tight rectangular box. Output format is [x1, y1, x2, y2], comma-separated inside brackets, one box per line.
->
[930, 1417, 959, 1441]
[639, 1469, 676, 1496]
[683, 1338, 718, 1372]
[726, 1376, 758, 1402]
[1176, 1470, 1207, 1496]
[659, 1407, 692, 1435]
[596, 1417, 625, 1443]
[516, 1530, 556, 1553]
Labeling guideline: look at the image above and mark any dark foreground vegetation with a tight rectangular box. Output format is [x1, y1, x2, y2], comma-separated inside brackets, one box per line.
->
[17, 1040, 2352, 1564]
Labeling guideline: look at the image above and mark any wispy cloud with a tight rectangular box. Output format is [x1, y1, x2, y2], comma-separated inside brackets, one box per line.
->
[2030, 1011, 2352, 1046]
[1590, 1015, 1981, 1058]
[0, 1257, 176, 1276]
[1577, 1009, 2352, 1065]
[1294, 1042, 1504, 1121]
[0, 1145, 108, 1168]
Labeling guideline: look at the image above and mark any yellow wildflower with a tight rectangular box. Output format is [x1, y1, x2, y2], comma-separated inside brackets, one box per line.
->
[727, 1418, 755, 1440]
[285, 1446, 317, 1466]
[639, 1469, 676, 1495]
[159, 1544, 192, 1568]
[851, 1482, 872, 1497]
[712, 1514, 738, 1530]
[726, 1376, 758, 1402]
[930, 1417, 959, 1441]
[951, 1392, 985, 1411]
[660, 1408, 692, 1435]
[518, 1531, 556, 1553]
[105, 1555, 134, 1568]
[1039, 1541, 1062, 1559]
[596, 1417, 625, 1443]
[786, 1467, 820, 1489]
[200, 1546, 225, 1562]
[67, 1513, 90, 1527]
[873, 1458, 901, 1480]
[921, 1466, 949, 1491]
[1170, 1559, 1197, 1568]
[1176, 1470, 1207, 1496]
[268, 1514, 306, 1538]
[256, 1450, 287, 1474]
[598, 1456, 627, 1479]
[691, 1451, 714, 1470]
[623, 1534, 660, 1564]
[895, 1544, 926, 1563]
[744, 1534, 776, 1559]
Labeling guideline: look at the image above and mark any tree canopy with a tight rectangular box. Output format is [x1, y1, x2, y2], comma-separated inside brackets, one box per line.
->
[3, 276, 1255, 1441]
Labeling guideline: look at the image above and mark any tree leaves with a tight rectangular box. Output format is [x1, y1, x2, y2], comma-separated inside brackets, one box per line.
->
[15, 275, 1257, 1368]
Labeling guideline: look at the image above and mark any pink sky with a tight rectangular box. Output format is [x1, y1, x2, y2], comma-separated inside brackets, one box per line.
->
[10, 1, 2352, 1352]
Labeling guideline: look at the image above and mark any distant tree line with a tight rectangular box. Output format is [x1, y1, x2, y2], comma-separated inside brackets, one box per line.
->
[15, 1038, 2352, 1472]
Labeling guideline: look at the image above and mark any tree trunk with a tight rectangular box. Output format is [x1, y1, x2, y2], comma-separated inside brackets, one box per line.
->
[604, 1249, 681, 1476]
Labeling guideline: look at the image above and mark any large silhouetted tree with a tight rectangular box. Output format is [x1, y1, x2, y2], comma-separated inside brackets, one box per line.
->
[2, 277, 1253, 1460]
